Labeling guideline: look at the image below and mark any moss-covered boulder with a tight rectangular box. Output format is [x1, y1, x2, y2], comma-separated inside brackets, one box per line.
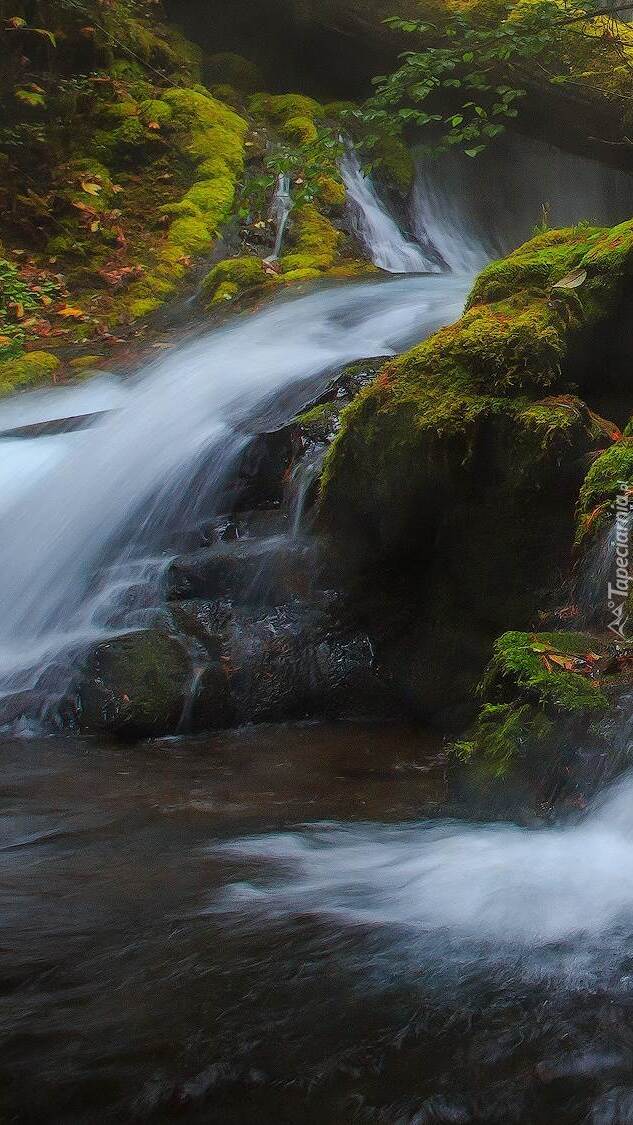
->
[576, 438, 633, 546]
[0, 352, 59, 397]
[320, 222, 633, 720]
[455, 631, 612, 776]
[78, 630, 192, 738]
[202, 256, 270, 304]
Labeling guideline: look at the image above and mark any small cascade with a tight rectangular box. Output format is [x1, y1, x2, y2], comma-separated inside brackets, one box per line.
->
[340, 147, 437, 274]
[286, 445, 327, 537]
[265, 172, 292, 262]
[0, 273, 471, 730]
[577, 506, 633, 636]
[410, 135, 633, 270]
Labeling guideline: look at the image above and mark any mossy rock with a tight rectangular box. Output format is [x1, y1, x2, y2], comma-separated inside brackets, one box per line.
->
[248, 92, 325, 125]
[281, 205, 342, 274]
[202, 256, 268, 304]
[455, 630, 614, 776]
[319, 221, 633, 720]
[576, 438, 633, 545]
[280, 116, 319, 145]
[0, 352, 59, 397]
[78, 630, 192, 738]
[317, 174, 346, 208]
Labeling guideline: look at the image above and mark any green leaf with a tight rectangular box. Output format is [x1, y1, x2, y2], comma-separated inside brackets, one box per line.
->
[464, 145, 486, 157]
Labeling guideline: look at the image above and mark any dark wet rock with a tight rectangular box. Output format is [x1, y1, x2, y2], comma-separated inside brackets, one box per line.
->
[168, 596, 391, 729]
[222, 603, 386, 723]
[78, 630, 191, 738]
[188, 662, 235, 732]
[230, 428, 295, 510]
[166, 539, 315, 605]
[169, 598, 234, 655]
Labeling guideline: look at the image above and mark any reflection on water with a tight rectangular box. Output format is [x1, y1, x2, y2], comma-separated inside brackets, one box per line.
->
[3, 723, 633, 1124]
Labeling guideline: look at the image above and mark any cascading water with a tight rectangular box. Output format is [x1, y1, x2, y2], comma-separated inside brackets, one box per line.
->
[410, 134, 633, 271]
[265, 172, 292, 262]
[341, 147, 437, 273]
[0, 274, 470, 714]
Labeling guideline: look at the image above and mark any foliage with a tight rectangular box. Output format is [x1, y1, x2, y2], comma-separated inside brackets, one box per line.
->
[356, 1, 633, 158]
[242, 127, 344, 218]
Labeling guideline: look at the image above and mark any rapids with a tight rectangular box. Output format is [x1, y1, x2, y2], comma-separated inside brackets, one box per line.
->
[2, 133, 633, 1123]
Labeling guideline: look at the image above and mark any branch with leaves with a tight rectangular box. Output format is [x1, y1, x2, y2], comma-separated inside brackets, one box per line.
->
[353, 1, 633, 159]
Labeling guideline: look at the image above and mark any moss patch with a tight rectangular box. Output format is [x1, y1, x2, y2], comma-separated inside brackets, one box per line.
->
[455, 630, 612, 775]
[576, 438, 633, 544]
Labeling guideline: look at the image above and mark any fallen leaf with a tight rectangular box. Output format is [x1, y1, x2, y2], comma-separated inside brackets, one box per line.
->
[147, 121, 160, 130]
[57, 306, 84, 318]
[81, 181, 102, 195]
[547, 653, 577, 671]
[90, 220, 100, 232]
[552, 268, 587, 290]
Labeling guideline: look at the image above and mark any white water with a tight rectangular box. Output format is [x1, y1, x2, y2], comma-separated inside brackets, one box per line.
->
[411, 135, 633, 271]
[265, 172, 292, 262]
[0, 274, 470, 696]
[219, 765, 633, 949]
[341, 148, 436, 273]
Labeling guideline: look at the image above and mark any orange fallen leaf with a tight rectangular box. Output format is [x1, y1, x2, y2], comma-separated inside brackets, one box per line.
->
[57, 306, 84, 318]
[147, 121, 160, 130]
[547, 654, 577, 671]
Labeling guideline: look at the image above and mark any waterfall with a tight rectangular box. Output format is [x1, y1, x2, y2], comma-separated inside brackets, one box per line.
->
[265, 172, 292, 262]
[340, 147, 437, 274]
[410, 135, 633, 271]
[0, 274, 471, 705]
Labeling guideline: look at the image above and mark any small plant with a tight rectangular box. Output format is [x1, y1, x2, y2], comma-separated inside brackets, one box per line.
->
[241, 127, 343, 220]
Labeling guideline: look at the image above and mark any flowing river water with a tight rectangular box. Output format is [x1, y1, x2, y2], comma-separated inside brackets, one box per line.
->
[3, 140, 633, 1121]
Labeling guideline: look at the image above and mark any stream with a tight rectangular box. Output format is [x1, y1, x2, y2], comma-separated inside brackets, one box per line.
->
[3, 139, 633, 1121]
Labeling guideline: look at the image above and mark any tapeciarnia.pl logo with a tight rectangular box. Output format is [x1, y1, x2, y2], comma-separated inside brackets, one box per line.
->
[607, 482, 632, 639]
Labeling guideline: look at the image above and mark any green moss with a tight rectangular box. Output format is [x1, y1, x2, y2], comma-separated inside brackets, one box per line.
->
[485, 630, 608, 712]
[162, 87, 247, 136]
[138, 99, 173, 126]
[69, 355, 105, 372]
[373, 133, 414, 194]
[468, 226, 604, 307]
[166, 216, 214, 256]
[297, 401, 341, 442]
[126, 89, 248, 319]
[576, 438, 633, 543]
[280, 116, 319, 145]
[248, 93, 324, 124]
[455, 630, 610, 774]
[202, 256, 268, 304]
[129, 297, 162, 319]
[281, 205, 342, 275]
[317, 174, 346, 208]
[454, 702, 555, 776]
[0, 351, 59, 396]
[279, 267, 322, 282]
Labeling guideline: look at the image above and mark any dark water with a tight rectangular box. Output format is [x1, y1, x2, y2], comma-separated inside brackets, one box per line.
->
[2, 723, 633, 1124]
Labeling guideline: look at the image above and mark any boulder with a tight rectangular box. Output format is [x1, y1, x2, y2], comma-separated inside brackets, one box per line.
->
[78, 630, 192, 738]
[321, 222, 633, 723]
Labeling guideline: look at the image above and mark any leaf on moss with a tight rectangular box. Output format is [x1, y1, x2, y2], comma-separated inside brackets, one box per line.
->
[57, 306, 84, 318]
[552, 268, 587, 290]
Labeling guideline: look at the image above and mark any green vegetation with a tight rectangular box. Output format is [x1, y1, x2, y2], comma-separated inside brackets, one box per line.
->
[455, 631, 610, 774]
[356, 1, 633, 159]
